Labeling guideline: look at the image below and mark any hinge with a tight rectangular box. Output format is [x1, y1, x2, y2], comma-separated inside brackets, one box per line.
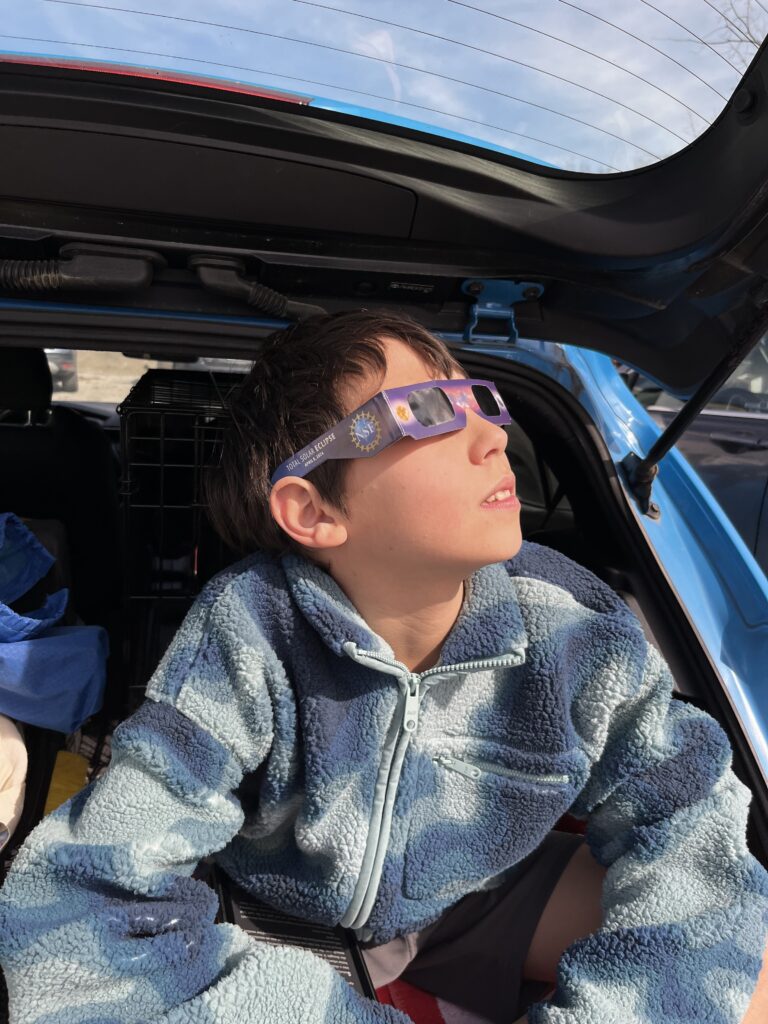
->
[461, 279, 544, 345]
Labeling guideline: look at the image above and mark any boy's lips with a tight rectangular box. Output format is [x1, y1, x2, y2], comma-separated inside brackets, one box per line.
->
[480, 474, 517, 506]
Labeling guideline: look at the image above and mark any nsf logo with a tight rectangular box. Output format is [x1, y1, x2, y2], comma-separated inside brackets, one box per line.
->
[350, 412, 382, 452]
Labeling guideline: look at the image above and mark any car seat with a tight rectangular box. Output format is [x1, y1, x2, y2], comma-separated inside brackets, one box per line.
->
[0, 346, 121, 627]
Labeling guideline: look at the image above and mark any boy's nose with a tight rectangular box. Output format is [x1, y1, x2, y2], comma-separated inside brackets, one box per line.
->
[466, 409, 509, 460]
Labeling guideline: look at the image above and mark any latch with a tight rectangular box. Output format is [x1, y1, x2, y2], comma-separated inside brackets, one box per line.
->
[461, 279, 544, 345]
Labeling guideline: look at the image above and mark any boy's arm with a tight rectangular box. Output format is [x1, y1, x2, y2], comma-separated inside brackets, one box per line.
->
[0, 577, 409, 1024]
[529, 616, 768, 1024]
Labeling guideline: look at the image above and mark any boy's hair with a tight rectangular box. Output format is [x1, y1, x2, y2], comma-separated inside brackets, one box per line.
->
[205, 310, 465, 561]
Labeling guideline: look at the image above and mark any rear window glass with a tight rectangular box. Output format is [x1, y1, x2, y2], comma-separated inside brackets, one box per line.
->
[3, 0, 766, 173]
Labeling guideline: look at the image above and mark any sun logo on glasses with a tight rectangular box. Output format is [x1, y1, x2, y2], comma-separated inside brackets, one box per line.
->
[350, 412, 382, 452]
[395, 404, 410, 422]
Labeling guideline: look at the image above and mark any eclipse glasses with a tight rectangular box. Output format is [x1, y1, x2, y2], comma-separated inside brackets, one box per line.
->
[270, 378, 512, 485]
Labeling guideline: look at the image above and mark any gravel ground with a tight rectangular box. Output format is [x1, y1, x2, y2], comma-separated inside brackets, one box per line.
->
[51, 350, 170, 405]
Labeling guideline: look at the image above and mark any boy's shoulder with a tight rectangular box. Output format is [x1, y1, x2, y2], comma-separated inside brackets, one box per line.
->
[504, 542, 650, 674]
[206, 549, 283, 588]
[192, 550, 290, 622]
[505, 540, 632, 620]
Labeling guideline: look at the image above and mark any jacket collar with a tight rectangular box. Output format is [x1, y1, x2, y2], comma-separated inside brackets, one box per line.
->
[279, 551, 528, 671]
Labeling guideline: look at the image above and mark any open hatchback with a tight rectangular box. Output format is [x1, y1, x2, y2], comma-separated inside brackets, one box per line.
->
[1, 15, 768, 1017]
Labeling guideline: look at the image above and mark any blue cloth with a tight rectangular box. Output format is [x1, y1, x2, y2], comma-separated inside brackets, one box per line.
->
[0, 625, 108, 734]
[0, 512, 108, 733]
[0, 512, 68, 641]
[0, 542, 766, 1023]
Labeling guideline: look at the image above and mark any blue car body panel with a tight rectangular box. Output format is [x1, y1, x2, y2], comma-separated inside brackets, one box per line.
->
[311, 98, 556, 167]
[0, 297, 288, 330]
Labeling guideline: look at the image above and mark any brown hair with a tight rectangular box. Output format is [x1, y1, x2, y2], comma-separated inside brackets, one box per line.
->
[204, 310, 465, 561]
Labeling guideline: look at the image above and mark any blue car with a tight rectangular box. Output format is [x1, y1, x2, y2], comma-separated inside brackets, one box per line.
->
[0, 8, 767, 1014]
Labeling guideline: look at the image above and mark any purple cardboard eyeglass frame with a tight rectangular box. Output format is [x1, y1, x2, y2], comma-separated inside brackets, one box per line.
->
[270, 378, 512, 484]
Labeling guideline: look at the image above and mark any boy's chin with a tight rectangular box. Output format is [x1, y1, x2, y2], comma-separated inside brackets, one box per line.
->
[500, 526, 524, 557]
[473, 533, 524, 569]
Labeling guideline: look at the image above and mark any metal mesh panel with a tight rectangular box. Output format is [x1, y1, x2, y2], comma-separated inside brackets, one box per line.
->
[118, 369, 244, 711]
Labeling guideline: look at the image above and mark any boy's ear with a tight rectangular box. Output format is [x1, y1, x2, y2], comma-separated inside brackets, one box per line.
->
[269, 478, 349, 551]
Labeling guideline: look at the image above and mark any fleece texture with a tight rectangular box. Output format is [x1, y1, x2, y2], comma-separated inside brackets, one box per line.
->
[0, 541, 766, 1023]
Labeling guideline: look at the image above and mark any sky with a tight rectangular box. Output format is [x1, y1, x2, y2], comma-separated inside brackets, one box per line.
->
[0, 0, 765, 173]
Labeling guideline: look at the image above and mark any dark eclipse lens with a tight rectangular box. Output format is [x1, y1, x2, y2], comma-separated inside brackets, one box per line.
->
[407, 386, 456, 426]
[471, 384, 501, 416]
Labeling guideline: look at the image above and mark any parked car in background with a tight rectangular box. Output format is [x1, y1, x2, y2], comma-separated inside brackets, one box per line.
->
[44, 348, 78, 392]
[619, 334, 768, 575]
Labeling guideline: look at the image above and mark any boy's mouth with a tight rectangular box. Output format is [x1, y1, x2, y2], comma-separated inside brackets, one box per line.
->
[480, 474, 519, 508]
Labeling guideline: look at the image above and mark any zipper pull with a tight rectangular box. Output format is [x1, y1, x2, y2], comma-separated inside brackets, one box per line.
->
[434, 754, 481, 779]
[402, 683, 420, 733]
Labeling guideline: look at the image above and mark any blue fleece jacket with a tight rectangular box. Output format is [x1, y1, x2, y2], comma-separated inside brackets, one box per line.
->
[0, 541, 766, 1023]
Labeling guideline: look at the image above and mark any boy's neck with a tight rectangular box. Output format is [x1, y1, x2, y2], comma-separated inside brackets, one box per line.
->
[328, 565, 467, 674]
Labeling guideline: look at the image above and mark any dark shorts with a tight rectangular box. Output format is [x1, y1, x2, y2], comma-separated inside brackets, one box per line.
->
[361, 829, 583, 1023]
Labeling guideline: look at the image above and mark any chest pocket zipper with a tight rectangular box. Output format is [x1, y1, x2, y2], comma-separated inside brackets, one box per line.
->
[433, 754, 570, 786]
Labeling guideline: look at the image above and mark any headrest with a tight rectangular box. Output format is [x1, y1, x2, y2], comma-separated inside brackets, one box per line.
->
[0, 348, 52, 411]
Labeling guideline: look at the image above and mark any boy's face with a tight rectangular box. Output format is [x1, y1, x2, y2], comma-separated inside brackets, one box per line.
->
[332, 336, 523, 577]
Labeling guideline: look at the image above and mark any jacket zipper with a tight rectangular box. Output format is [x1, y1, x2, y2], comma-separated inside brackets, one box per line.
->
[433, 753, 570, 785]
[340, 642, 524, 934]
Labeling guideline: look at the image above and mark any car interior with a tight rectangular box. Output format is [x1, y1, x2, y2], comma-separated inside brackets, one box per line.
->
[1, 334, 767, 1011]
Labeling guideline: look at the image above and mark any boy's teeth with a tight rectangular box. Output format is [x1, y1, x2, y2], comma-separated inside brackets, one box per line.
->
[486, 489, 512, 503]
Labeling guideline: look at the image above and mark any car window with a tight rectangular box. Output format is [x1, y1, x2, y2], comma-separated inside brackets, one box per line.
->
[46, 349, 253, 405]
[617, 336, 768, 576]
[4, 0, 768, 174]
[621, 335, 768, 414]
[707, 336, 768, 414]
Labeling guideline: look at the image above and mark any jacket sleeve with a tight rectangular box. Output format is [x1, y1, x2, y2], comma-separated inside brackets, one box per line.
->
[529, 613, 768, 1024]
[0, 575, 409, 1024]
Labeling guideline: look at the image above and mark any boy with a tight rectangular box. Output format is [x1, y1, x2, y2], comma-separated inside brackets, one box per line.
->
[1, 311, 767, 1023]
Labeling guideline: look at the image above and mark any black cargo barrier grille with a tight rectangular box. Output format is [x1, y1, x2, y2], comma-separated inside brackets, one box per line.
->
[118, 369, 244, 712]
[119, 367, 244, 413]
